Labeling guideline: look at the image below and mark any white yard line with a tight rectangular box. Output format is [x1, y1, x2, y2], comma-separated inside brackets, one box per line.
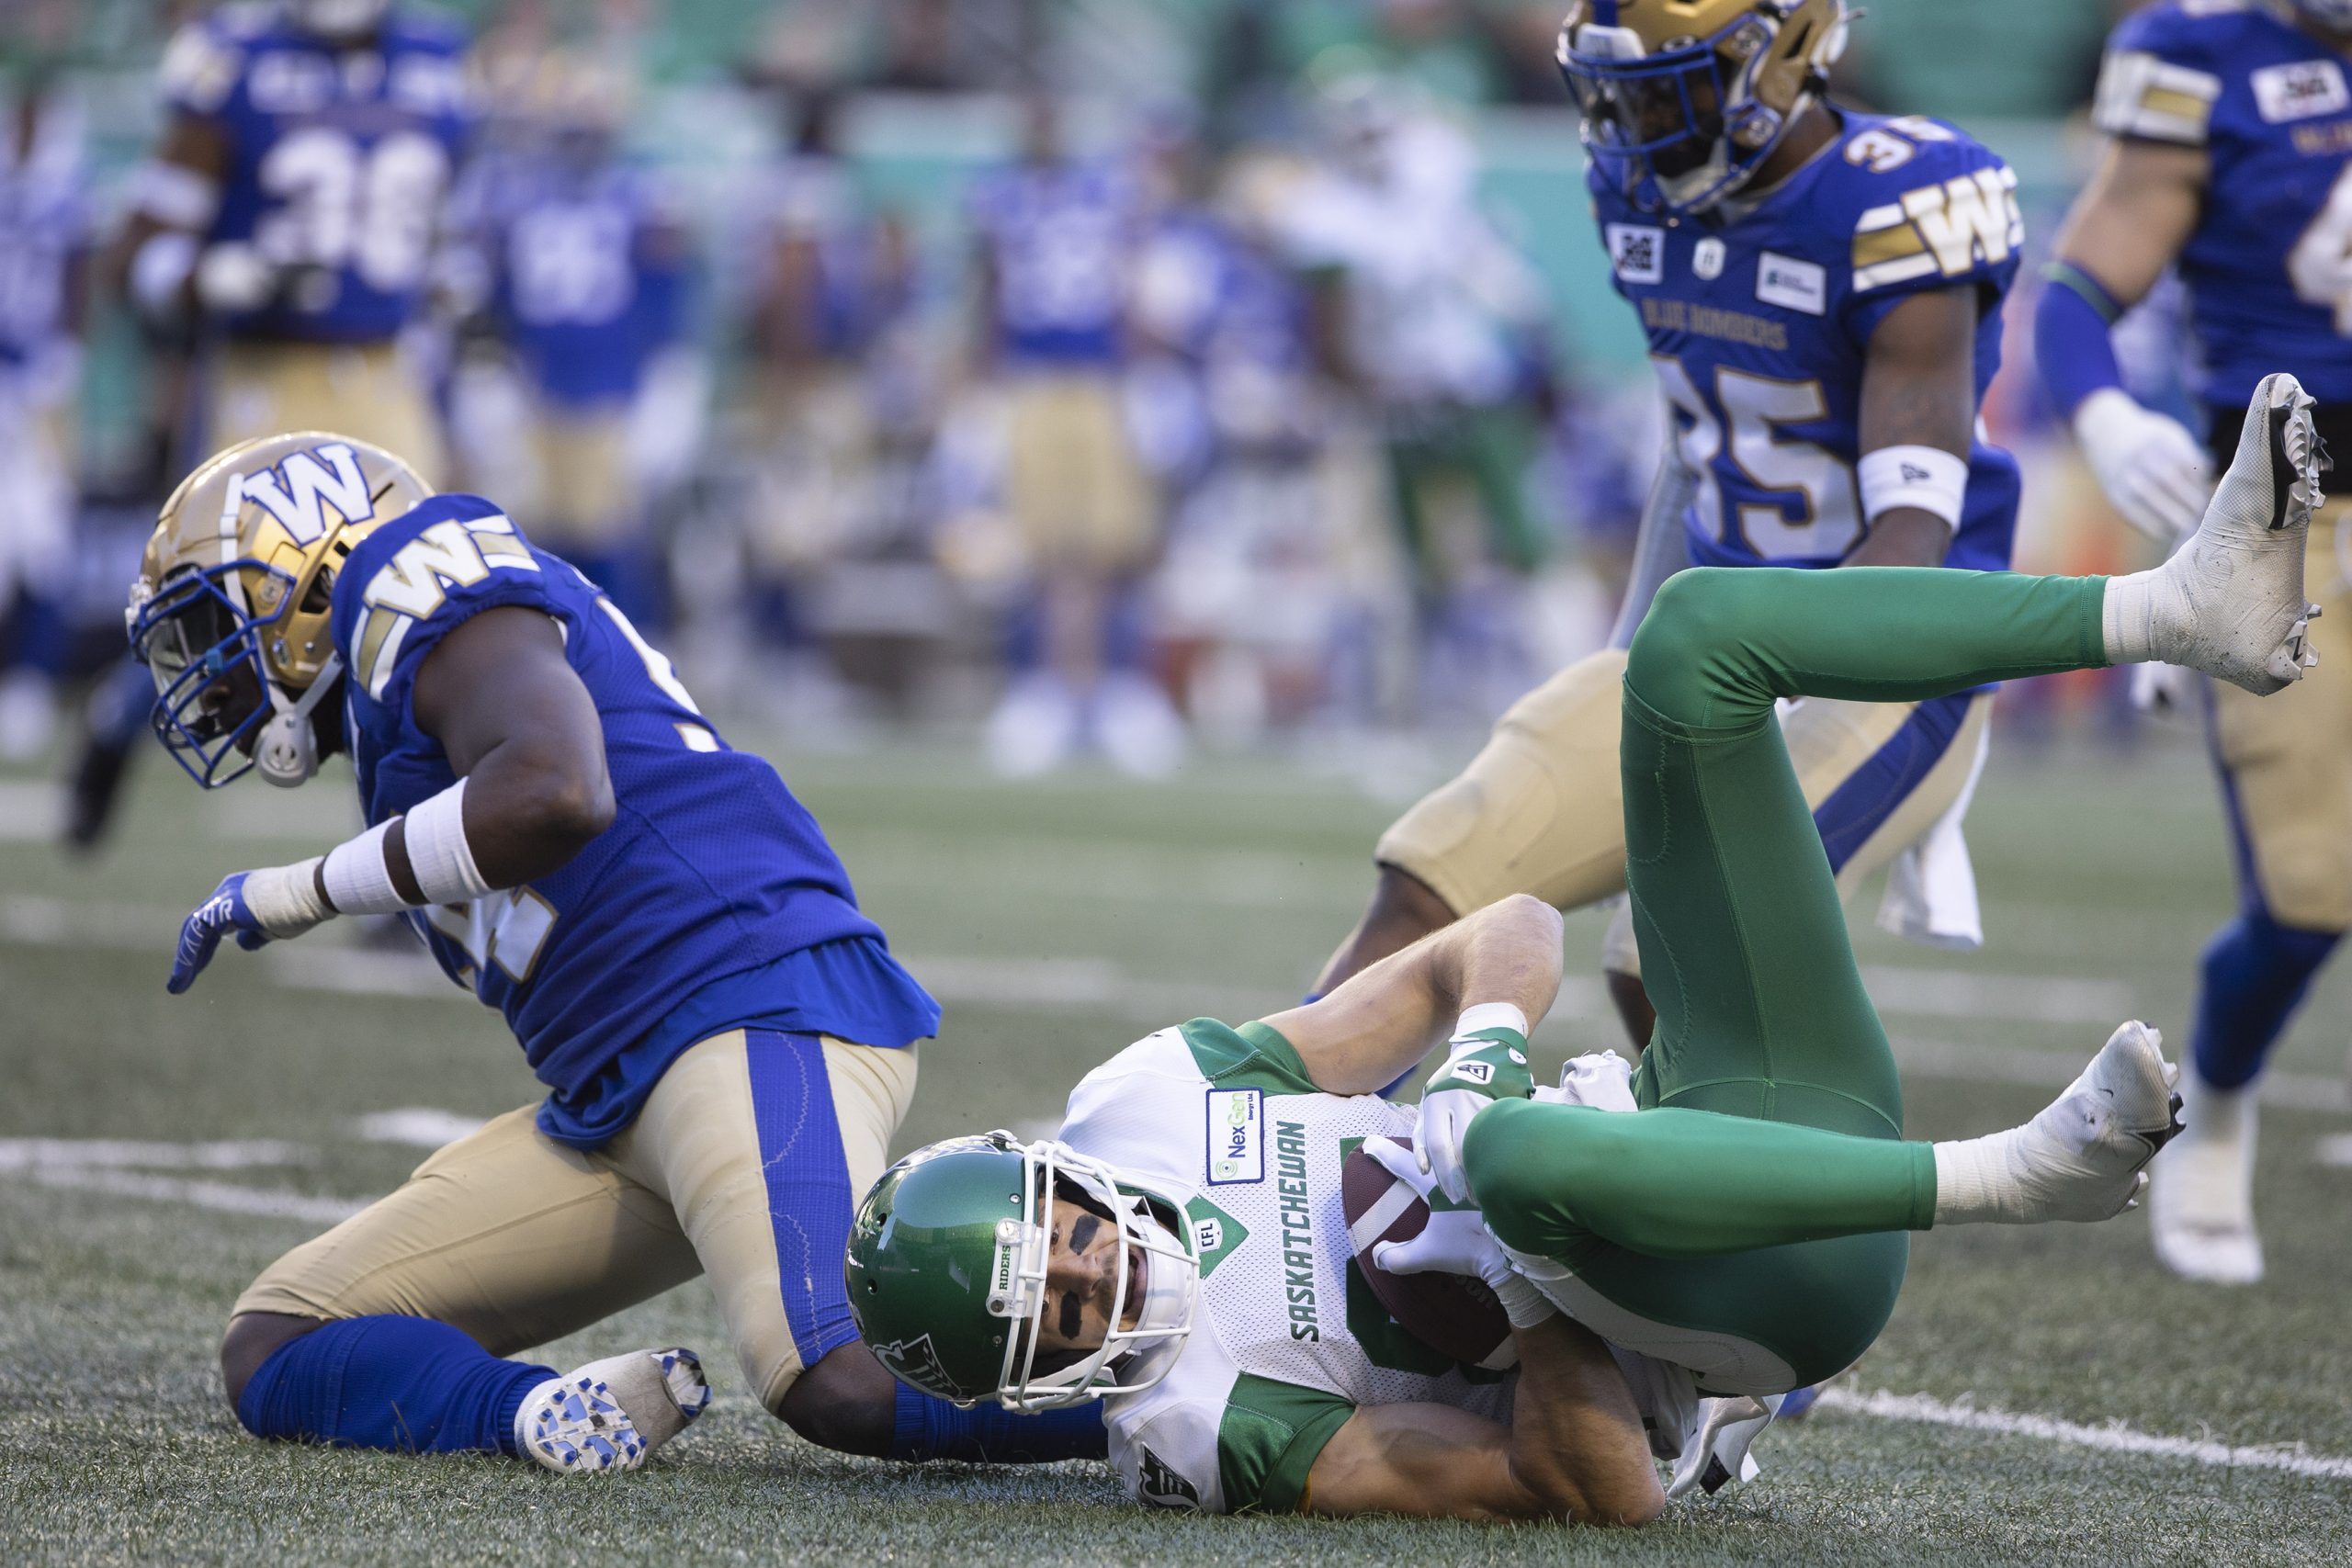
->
[1817, 1386, 2352, 1483]
[0, 1136, 310, 1171]
[352, 1108, 487, 1147]
[2316, 1133, 2352, 1168]
[16, 1165, 366, 1224]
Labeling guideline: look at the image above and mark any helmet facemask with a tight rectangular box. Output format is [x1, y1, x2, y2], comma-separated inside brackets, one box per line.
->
[128, 560, 291, 788]
[990, 1138, 1200, 1413]
[1559, 1, 1847, 215]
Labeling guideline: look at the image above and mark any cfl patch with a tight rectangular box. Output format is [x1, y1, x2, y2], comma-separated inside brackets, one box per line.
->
[1756, 252, 1827, 315]
[1205, 1088, 1263, 1185]
[1608, 223, 1666, 285]
[2254, 60, 2349, 124]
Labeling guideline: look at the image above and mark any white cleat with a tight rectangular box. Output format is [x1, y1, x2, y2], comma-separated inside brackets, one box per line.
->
[2000, 1021, 2186, 1224]
[2149, 1073, 2265, 1285]
[516, 1347, 711, 1474]
[2142, 373, 2328, 694]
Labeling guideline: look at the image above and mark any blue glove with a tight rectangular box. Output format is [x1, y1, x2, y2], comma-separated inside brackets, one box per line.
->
[168, 873, 279, 994]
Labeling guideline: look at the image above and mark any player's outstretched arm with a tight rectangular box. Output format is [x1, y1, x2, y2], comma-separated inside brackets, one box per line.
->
[1303, 1312, 1660, 1524]
[2041, 137, 2211, 540]
[164, 608, 612, 995]
[1263, 893, 1564, 1096]
[1841, 284, 1976, 569]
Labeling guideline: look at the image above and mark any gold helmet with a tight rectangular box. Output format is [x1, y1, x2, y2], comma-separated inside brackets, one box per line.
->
[127, 432, 434, 788]
[1556, 0, 1849, 214]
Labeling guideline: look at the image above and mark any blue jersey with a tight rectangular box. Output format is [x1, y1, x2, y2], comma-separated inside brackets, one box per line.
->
[329, 493, 938, 1146]
[489, 162, 684, 407]
[967, 160, 1139, 367]
[1594, 110, 2022, 572]
[2094, 0, 2352, 412]
[159, 3, 470, 343]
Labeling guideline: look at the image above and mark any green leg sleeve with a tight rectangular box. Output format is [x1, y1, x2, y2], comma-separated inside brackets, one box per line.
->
[1458, 567, 2110, 1391]
[1468, 1099, 1937, 1260]
[1620, 567, 2109, 1136]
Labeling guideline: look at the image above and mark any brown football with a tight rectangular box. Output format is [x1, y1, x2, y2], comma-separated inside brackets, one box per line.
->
[1340, 1135, 1516, 1370]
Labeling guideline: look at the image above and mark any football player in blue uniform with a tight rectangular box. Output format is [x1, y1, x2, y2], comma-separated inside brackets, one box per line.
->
[119, 0, 469, 477]
[469, 68, 686, 628]
[2036, 0, 2352, 1284]
[126, 433, 1105, 1472]
[1317, 0, 2028, 1051]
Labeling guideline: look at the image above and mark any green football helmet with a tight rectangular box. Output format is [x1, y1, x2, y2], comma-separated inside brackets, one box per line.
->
[844, 1131, 1200, 1412]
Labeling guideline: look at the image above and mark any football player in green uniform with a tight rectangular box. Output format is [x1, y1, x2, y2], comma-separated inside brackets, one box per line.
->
[844, 375, 2322, 1520]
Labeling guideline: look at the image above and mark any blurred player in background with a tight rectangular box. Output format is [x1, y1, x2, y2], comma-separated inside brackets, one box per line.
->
[2036, 0, 2352, 1285]
[129, 432, 1103, 1473]
[967, 95, 1183, 778]
[0, 25, 89, 762]
[120, 0, 470, 472]
[1318, 1, 2028, 1054]
[466, 59, 688, 630]
[740, 85, 916, 693]
[1281, 74, 1557, 672]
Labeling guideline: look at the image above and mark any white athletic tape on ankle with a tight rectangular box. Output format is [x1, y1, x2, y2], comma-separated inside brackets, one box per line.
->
[403, 778, 494, 907]
[1859, 445, 1968, 527]
[322, 820, 407, 916]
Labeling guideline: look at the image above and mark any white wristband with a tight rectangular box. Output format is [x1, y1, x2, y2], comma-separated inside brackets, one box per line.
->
[403, 778, 495, 907]
[322, 819, 408, 915]
[1858, 444, 1968, 528]
[130, 232, 198, 318]
[1453, 1001, 1530, 1043]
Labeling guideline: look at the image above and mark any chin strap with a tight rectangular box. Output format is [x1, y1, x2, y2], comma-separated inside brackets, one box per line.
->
[254, 654, 344, 788]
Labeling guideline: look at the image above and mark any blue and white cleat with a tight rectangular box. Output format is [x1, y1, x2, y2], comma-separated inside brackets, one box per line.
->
[516, 1347, 711, 1474]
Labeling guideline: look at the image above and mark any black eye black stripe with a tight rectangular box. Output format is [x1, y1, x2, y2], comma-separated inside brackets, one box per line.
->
[1058, 1292, 1081, 1340]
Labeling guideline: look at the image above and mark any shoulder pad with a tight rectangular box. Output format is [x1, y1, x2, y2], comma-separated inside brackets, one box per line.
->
[1831, 120, 2022, 296]
[2094, 0, 2244, 144]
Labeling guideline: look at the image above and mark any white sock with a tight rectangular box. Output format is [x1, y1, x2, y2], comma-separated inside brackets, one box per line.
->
[1931, 1135, 2018, 1226]
[2100, 570, 2169, 667]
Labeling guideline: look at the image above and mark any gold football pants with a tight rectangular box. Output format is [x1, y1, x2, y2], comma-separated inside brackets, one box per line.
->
[209, 339, 447, 487]
[1378, 645, 1992, 971]
[234, 1031, 917, 1413]
[2205, 511, 2352, 931]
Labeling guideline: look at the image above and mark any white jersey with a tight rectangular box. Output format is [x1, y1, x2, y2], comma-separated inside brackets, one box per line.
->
[1056, 1018, 1514, 1514]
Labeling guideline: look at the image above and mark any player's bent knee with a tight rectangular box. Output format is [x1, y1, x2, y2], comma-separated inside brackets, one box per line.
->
[1465, 1099, 1591, 1252]
[220, 1311, 323, 1416]
[1623, 569, 1745, 719]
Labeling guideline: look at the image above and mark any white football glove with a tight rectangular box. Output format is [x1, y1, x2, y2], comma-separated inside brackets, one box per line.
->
[1363, 1136, 1553, 1326]
[1417, 1024, 1535, 1205]
[2074, 388, 2212, 544]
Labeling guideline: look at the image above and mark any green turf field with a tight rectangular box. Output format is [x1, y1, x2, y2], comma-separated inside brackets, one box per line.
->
[4, 721, 2350, 1565]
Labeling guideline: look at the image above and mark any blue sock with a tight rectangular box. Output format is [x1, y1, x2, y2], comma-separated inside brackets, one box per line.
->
[887, 1382, 1107, 1463]
[2190, 911, 2341, 1090]
[235, 1316, 554, 1456]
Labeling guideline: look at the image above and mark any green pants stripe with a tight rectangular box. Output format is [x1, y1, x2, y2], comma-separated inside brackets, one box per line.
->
[1465, 566, 2110, 1391]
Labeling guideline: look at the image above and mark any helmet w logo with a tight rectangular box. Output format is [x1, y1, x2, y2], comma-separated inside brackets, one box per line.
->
[239, 444, 375, 547]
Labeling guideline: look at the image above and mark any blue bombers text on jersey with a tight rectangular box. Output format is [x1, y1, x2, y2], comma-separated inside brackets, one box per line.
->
[2095, 0, 2352, 412]
[327, 493, 939, 1146]
[159, 3, 472, 343]
[483, 160, 684, 408]
[967, 160, 1143, 367]
[1594, 110, 2023, 573]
